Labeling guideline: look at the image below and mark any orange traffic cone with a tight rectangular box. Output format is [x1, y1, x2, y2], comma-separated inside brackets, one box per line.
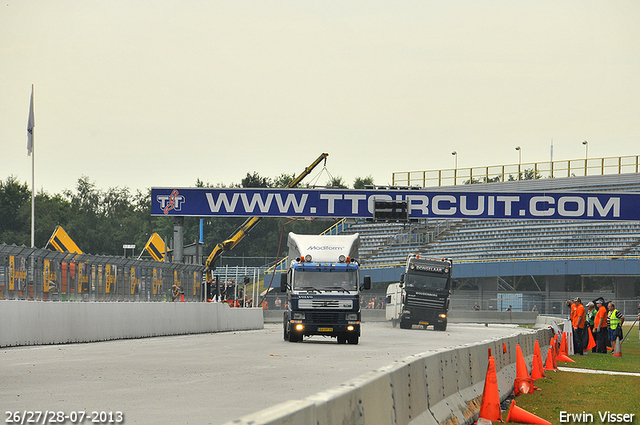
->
[556, 352, 575, 363]
[613, 337, 622, 357]
[556, 333, 575, 362]
[503, 342, 508, 354]
[533, 341, 545, 378]
[531, 353, 545, 381]
[506, 400, 552, 425]
[559, 332, 568, 356]
[514, 344, 533, 396]
[551, 337, 558, 370]
[544, 346, 557, 371]
[477, 356, 502, 423]
[584, 328, 596, 353]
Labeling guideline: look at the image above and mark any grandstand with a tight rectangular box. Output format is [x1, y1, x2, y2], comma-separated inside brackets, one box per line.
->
[347, 219, 640, 266]
[339, 170, 640, 314]
[342, 173, 640, 267]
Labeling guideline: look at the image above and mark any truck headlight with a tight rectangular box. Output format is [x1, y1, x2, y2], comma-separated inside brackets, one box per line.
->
[345, 313, 358, 321]
[293, 312, 305, 320]
[402, 309, 411, 315]
[439, 313, 447, 319]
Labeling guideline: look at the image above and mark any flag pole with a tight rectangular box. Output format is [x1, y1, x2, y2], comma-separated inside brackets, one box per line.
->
[31, 120, 35, 248]
[28, 84, 35, 248]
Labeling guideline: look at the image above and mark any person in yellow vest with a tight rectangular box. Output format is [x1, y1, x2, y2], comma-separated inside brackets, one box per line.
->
[607, 302, 624, 354]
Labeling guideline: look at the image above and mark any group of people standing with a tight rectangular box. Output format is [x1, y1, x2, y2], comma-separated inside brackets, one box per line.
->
[568, 297, 624, 355]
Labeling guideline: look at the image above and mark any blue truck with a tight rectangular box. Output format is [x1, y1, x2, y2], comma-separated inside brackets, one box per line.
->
[281, 233, 371, 344]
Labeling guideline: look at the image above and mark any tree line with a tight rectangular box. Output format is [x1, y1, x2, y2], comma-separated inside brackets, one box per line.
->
[0, 173, 374, 266]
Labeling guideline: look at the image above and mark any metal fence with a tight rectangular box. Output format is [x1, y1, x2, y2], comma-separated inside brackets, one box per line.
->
[0, 244, 205, 302]
[392, 154, 640, 187]
[451, 292, 640, 318]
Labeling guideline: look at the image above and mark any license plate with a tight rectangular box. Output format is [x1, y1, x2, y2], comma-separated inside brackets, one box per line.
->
[419, 321, 430, 326]
[318, 327, 333, 332]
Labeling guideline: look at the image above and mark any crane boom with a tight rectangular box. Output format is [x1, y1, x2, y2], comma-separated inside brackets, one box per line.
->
[204, 152, 328, 280]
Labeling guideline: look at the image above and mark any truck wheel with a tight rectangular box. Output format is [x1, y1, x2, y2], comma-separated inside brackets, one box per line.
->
[337, 336, 347, 344]
[283, 314, 290, 341]
[391, 319, 398, 328]
[400, 320, 411, 330]
[348, 335, 359, 345]
[434, 322, 447, 331]
[289, 332, 301, 342]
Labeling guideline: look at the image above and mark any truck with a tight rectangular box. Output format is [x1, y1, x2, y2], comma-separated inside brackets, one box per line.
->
[281, 232, 371, 344]
[385, 255, 454, 331]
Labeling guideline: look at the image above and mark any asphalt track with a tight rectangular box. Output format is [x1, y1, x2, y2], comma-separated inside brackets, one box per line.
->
[1, 322, 524, 425]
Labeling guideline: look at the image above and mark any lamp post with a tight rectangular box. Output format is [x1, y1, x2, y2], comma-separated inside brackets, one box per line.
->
[452, 151, 457, 185]
[515, 146, 521, 180]
[582, 141, 588, 176]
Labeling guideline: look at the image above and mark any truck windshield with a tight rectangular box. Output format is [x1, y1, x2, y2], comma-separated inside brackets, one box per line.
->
[293, 270, 358, 292]
[405, 272, 448, 291]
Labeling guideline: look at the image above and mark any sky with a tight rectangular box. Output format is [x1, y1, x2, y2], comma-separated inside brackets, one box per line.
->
[1, 1, 639, 196]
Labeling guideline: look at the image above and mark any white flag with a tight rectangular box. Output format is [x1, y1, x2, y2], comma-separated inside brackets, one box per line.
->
[27, 85, 35, 156]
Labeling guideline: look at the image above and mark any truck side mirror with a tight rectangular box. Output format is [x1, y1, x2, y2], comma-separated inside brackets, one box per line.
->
[362, 275, 371, 290]
[400, 273, 405, 283]
[280, 273, 288, 292]
[451, 279, 458, 289]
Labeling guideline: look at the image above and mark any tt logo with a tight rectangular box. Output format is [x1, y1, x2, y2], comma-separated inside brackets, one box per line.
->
[157, 190, 185, 214]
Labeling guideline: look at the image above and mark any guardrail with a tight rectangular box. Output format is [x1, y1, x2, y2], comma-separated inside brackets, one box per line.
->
[392, 154, 640, 187]
[224, 321, 555, 425]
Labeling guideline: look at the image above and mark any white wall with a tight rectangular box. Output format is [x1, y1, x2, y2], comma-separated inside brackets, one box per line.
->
[0, 300, 263, 347]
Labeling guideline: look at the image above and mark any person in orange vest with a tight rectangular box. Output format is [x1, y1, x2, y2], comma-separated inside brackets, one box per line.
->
[566, 299, 575, 322]
[593, 298, 608, 353]
[572, 298, 586, 355]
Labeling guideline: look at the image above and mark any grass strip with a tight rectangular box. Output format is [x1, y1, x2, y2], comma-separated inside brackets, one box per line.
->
[502, 323, 640, 424]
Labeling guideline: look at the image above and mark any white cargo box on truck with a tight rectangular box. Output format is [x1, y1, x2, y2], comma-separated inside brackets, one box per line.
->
[287, 233, 359, 263]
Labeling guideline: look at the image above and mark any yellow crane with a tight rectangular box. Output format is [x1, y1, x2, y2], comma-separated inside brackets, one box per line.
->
[204, 152, 328, 281]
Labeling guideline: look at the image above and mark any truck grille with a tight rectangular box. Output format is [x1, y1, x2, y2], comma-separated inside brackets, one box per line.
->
[298, 299, 353, 309]
[306, 312, 341, 324]
[406, 296, 445, 310]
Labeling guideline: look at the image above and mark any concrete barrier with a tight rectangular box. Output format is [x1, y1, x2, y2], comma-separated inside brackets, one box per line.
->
[449, 310, 539, 324]
[0, 300, 264, 347]
[223, 326, 554, 425]
[263, 309, 541, 324]
[534, 314, 568, 328]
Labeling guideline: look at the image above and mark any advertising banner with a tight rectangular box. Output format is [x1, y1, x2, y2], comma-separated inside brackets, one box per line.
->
[151, 187, 640, 221]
